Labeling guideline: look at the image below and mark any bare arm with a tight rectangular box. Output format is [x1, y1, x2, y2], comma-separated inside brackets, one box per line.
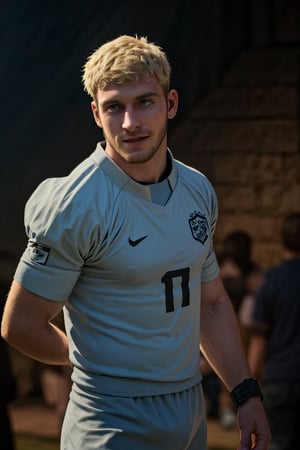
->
[1, 280, 70, 366]
[248, 334, 267, 380]
[200, 276, 270, 450]
[200, 276, 250, 389]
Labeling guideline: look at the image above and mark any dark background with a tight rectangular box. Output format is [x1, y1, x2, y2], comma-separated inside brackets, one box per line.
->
[1, 0, 251, 255]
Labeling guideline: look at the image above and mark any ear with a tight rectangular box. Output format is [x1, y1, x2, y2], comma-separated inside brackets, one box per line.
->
[167, 89, 178, 119]
[91, 101, 102, 128]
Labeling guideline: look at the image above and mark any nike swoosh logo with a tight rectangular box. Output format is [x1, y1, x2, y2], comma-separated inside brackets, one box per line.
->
[128, 235, 149, 247]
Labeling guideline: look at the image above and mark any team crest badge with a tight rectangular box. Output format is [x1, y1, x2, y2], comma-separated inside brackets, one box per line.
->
[29, 241, 50, 265]
[188, 211, 209, 244]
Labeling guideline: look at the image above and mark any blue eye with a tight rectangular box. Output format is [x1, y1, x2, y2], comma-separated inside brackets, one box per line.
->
[140, 99, 153, 106]
[107, 104, 121, 112]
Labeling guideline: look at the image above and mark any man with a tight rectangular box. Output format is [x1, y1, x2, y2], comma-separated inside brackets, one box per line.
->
[1, 35, 270, 450]
[249, 212, 300, 450]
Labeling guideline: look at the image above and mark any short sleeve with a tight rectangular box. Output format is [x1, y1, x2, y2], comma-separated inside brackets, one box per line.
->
[14, 178, 95, 301]
[200, 177, 220, 283]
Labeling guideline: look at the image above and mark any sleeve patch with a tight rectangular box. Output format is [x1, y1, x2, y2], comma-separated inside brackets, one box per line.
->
[29, 242, 51, 265]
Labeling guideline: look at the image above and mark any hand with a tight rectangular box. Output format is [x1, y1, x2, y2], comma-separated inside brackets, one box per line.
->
[236, 397, 271, 449]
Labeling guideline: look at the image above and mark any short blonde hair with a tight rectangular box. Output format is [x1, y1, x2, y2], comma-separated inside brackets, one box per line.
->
[82, 35, 171, 100]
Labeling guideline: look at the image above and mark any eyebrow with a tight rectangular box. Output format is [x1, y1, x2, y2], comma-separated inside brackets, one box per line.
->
[135, 91, 159, 100]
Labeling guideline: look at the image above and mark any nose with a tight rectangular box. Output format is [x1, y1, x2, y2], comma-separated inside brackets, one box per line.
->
[122, 107, 141, 131]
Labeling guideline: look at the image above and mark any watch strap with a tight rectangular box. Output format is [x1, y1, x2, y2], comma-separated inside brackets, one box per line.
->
[230, 378, 263, 409]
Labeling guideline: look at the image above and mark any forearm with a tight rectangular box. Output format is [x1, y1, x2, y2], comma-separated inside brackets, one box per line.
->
[200, 287, 250, 391]
[200, 279, 271, 449]
[3, 321, 70, 367]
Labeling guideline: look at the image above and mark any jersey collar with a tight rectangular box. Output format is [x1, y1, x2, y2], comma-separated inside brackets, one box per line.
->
[92, 142, 178, 202]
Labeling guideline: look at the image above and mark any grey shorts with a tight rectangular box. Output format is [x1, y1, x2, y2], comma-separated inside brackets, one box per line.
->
[61, 382, 207, 450]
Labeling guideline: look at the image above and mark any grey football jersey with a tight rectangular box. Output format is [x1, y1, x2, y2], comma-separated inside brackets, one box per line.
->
[15, 143, 219, 396]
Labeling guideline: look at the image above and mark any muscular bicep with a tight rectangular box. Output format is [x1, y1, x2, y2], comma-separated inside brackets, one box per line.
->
[1, 279, 65, 341]
[200, 275, 229, 313]
[200, 275, 231, 352]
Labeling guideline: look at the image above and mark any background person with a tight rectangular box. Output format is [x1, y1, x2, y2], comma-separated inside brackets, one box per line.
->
[218, 230, 264, 355]
[249, 212, 300, 450]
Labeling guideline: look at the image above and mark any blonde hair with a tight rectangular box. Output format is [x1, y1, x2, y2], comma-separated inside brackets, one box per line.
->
[82, 35, 171, 100]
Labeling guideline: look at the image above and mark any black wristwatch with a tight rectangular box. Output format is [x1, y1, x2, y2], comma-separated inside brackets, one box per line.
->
[230, 378, 263, 409]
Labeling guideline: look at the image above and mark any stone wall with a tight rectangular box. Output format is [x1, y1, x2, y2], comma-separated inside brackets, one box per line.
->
[169, 46, 300, 269]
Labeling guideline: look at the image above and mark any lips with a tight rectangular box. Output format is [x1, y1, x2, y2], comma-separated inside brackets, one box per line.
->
[122, 135, 148, 143]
